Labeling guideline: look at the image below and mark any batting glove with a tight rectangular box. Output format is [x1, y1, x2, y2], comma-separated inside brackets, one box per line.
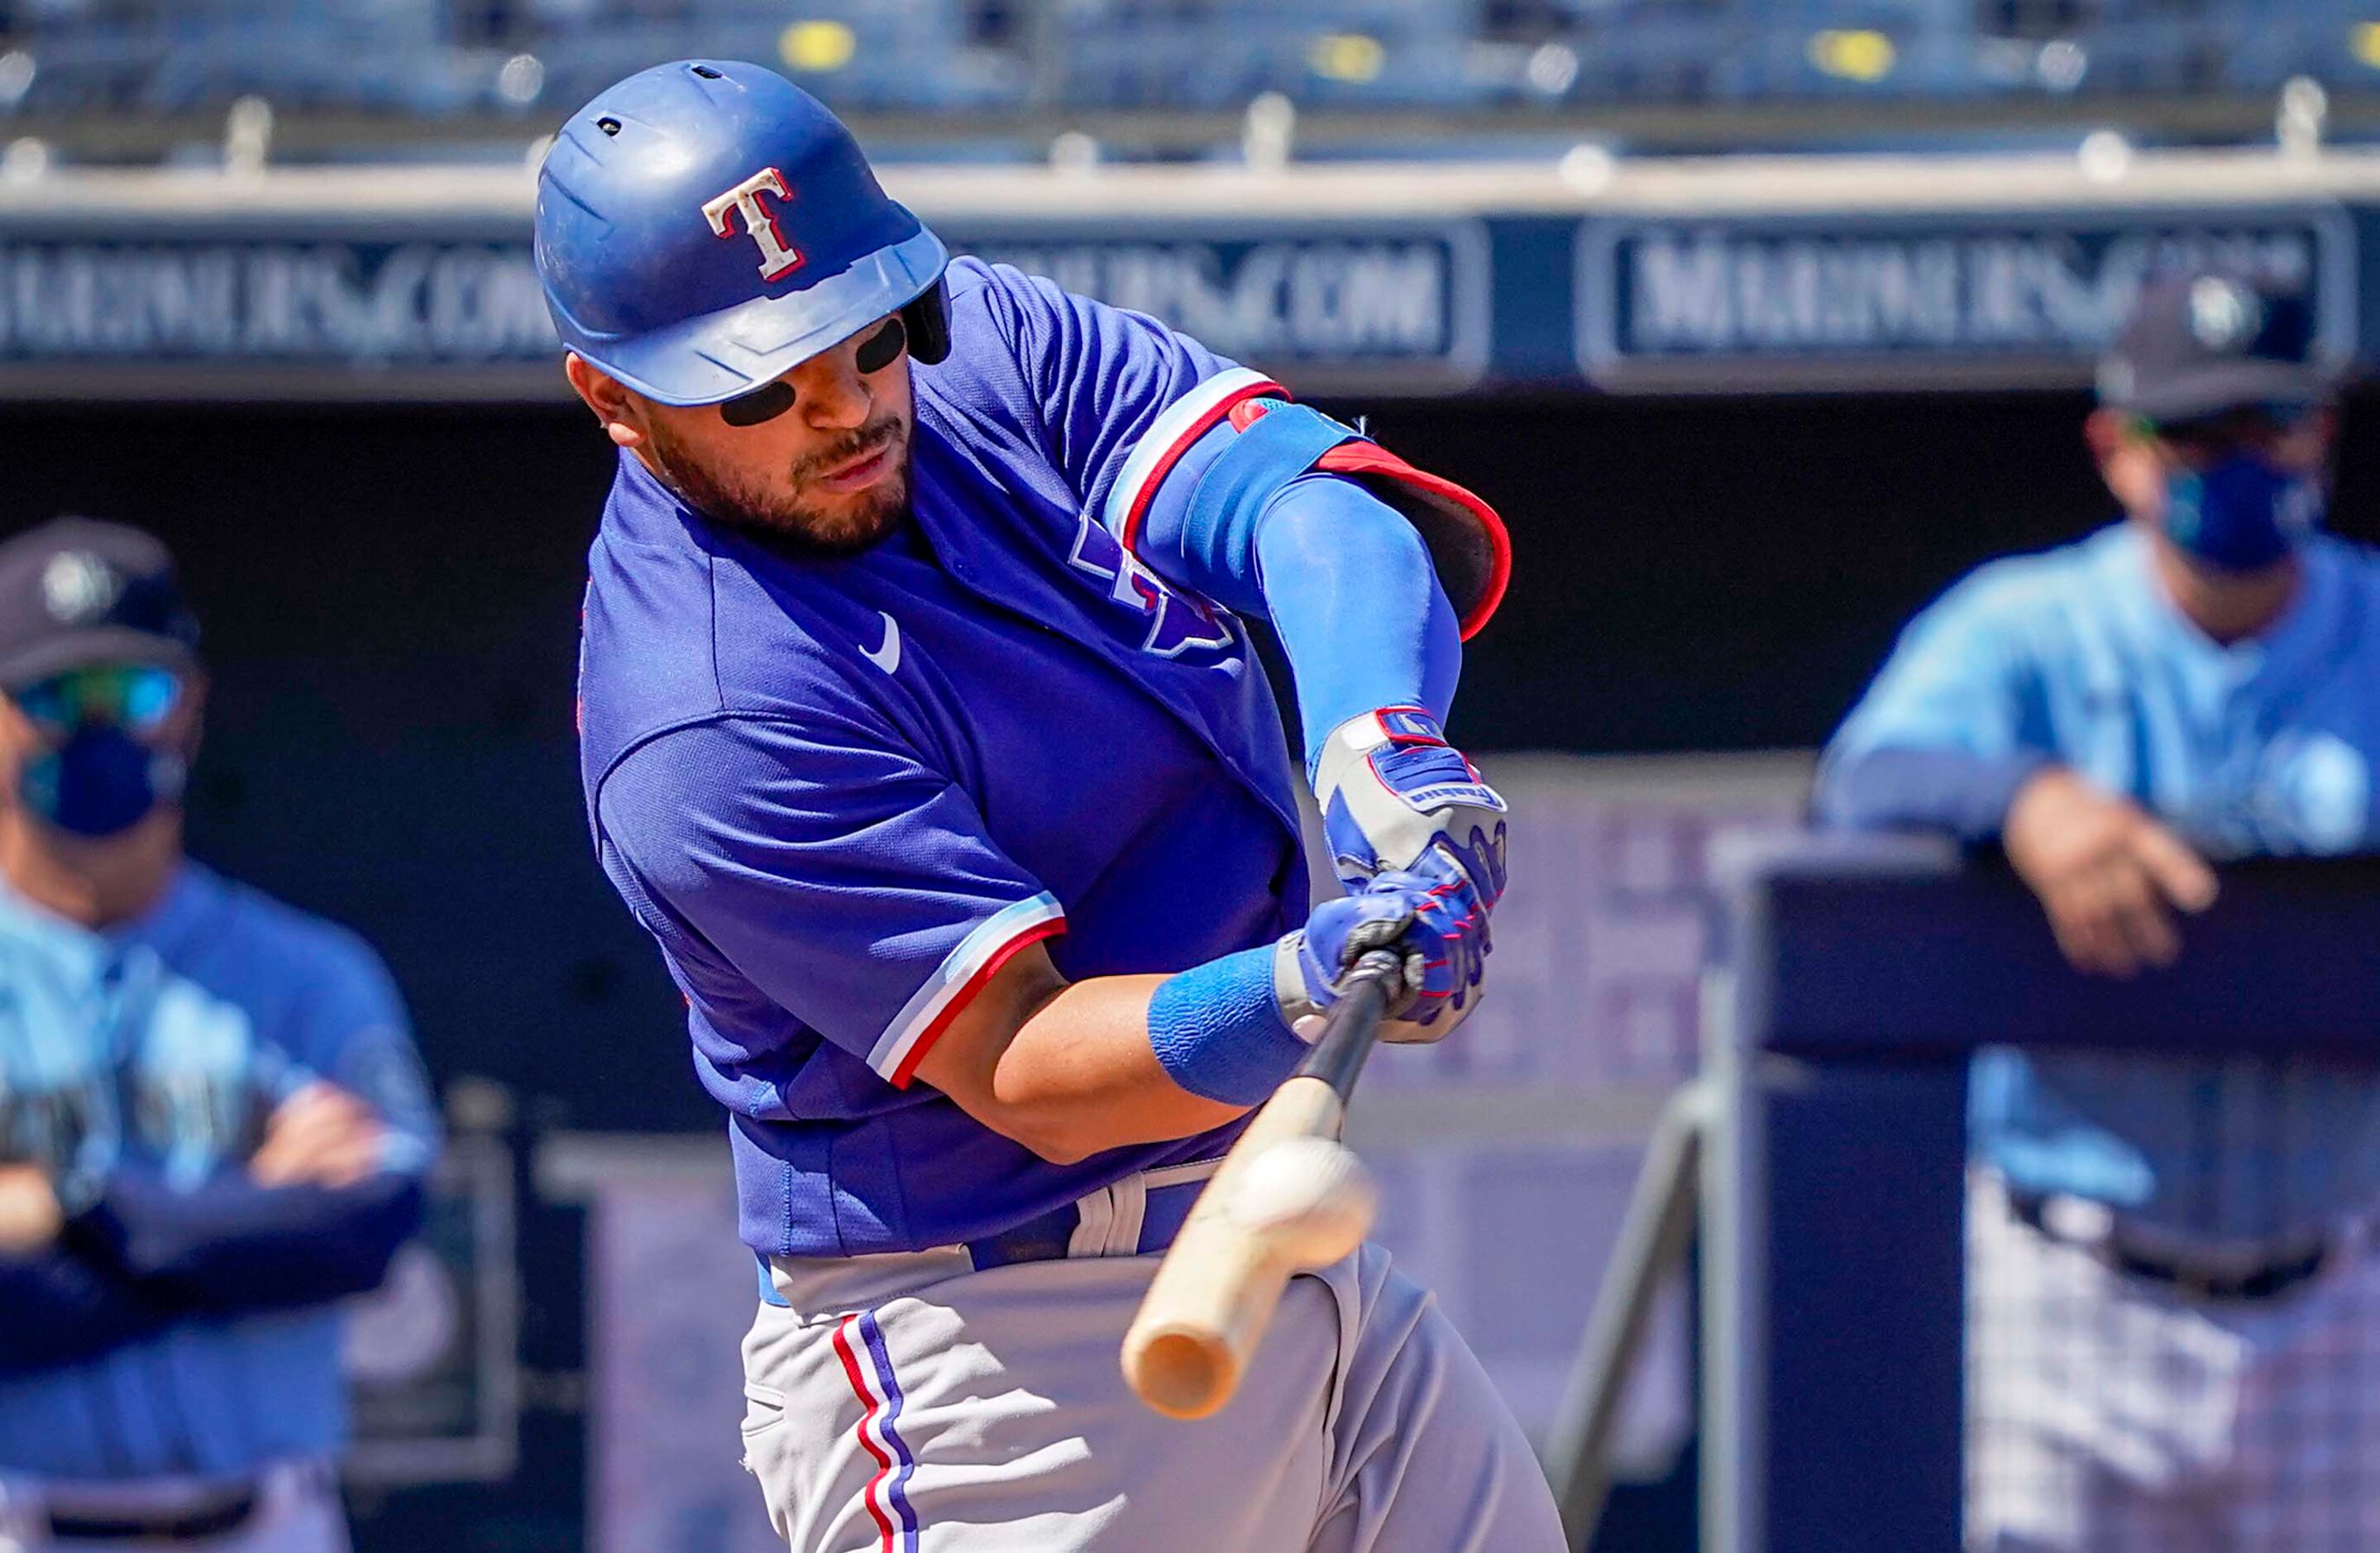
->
[1312, 708, 1509, 915]
[1276, 854, 1490, 1045]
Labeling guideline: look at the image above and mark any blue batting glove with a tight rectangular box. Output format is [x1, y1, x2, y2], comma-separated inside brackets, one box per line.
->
[1278, 857, 1491, 1045]
[1312, 708, 1509, 914]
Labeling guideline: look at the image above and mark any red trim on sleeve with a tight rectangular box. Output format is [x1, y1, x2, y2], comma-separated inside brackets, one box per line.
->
[885, 916, 1069, 1088]
[1312, 441, 1512, 641]
[1116, 378, 1289, 553]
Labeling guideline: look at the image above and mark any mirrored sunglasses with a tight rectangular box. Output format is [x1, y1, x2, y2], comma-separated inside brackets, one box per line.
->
[719, 315, 909, 429]
[13, 662, 182, 734]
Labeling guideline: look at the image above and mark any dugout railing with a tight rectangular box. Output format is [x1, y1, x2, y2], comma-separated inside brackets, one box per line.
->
[1543, 839, 2380, 1553]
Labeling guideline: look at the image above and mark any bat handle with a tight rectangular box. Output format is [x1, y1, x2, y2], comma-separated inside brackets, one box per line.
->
[1298, 946, 1410, 1099]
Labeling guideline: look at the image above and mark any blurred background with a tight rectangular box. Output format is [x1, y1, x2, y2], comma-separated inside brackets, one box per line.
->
[2, 3, 2378, 1551]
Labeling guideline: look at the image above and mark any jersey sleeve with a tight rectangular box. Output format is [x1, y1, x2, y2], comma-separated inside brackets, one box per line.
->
[283, 933, 438, 1178]
[1814, 569, 2055, 839]
[595, 714, 1066, 1088]
[968, 260, 1271, 530]
[963, 259, 1508, 639]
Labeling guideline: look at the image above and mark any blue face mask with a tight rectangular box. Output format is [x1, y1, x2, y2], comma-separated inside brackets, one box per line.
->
[2162, 453, 2325, 573]
[20, 722, 186, 839]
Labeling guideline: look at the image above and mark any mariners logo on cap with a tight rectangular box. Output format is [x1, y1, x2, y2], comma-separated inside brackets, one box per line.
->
[2188, 276, 2264, 354]
[41, 551, 122, 624]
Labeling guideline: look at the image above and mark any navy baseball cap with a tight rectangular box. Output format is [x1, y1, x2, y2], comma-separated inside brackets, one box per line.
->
[0, 518, 199, 690]
[2096, 270, 2337, 423]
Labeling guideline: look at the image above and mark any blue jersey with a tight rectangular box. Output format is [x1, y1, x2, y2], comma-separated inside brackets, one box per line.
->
[580, 259, 1312, 1257]
[1820, 523, 2380, 1239]
[0, 863, 436, 1479]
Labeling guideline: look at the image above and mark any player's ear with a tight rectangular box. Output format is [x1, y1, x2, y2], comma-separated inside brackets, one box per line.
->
[0, 694, 36, 777]
[565, 353, 647, 452]
[172, 669, 208, 762]
[2081, 407, 2133, 465]
[2085, 407, 2162, 518]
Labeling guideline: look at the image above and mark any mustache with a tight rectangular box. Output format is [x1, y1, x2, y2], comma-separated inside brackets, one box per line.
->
[793, 415, 905, 482]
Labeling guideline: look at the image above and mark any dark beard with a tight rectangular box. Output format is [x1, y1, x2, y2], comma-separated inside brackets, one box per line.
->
[648, 413, 913, 559]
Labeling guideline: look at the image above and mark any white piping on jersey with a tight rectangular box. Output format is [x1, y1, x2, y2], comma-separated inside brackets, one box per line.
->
[1140, 1156, 1225, 1189]
[1071, 1156, 1226, 1257]
[867, 891, 1066, 1082]
[1098, 366, 1278, 542]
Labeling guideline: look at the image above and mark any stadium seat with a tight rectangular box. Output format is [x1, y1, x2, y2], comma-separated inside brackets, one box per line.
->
[0, 0, 2363, 128]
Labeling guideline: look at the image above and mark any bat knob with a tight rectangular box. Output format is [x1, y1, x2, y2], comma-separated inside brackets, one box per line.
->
[1226, 1137, 1378, 1269]
[1127, 1328, 1239, 1421]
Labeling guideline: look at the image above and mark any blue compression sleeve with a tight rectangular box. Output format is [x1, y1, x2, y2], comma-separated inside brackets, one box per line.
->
[64, 1166, 424, 1314]
[1254, 474, 1464, 772]
[1147, 946, 1308, 1106]
[0, 1249, 179, 1377]
[1814, 746, 2054, 843]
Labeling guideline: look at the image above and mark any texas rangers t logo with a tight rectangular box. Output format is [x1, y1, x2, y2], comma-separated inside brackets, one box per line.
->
[703, 168, 803, 281]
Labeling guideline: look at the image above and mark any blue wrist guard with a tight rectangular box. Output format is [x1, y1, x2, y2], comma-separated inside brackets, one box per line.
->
[1147, 945, 1309, 1106]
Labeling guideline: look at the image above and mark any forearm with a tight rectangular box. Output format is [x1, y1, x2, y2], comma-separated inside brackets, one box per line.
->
[1253, 474, 1463, 766]
[0, 1249, 181, 1376]
[65, 1166, 425, 1313]
[920, 967, 1259, 1165]
[1814, 745, 2055, 843]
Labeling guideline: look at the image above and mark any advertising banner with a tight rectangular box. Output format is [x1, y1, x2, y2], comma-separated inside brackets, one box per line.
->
[1579, 205, 2357, 391]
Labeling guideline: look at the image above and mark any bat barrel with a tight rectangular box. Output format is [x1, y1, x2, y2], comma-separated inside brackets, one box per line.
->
[1120, 1072, 1345, 1419]
[1121, 951, 1406, 1420]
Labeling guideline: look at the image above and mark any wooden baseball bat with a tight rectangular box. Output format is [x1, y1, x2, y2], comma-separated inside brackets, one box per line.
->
[1121, 949, 1407, 1420]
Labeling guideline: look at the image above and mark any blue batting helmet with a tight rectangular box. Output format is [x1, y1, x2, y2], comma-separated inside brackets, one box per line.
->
[533, 60, 950, 406]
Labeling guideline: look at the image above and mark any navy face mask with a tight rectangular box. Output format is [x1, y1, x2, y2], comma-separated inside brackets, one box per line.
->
[2162, 453, 2325, 574]
[20, 722, 186, 839]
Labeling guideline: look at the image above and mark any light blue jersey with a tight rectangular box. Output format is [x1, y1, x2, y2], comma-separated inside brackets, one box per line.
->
[1819, 523, 2380, 1240]
[0, 863, 435, 1479]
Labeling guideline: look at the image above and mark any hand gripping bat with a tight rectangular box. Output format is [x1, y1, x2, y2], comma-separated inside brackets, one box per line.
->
[1121, 949, 1409, 1420]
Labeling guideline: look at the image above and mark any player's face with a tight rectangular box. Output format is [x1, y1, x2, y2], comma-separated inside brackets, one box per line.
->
[2089, 403, 2335, 525]
[575, 313, 916, 557]
[0, 662, 202, 843]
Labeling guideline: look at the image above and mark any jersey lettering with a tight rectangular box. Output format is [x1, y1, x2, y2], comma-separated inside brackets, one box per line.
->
[702, 167, 803, 282]
[1066, 514, 1234, 660]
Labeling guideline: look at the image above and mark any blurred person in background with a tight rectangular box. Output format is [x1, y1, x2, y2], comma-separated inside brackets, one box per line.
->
[0, 519, 436, 1553]
[1816, 270, 2380, 1551]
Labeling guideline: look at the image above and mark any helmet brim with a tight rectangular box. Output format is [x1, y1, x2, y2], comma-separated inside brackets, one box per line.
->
[577, 224, 949, 407]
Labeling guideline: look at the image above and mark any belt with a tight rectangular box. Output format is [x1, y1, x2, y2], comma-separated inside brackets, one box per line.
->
[2007, 1189, 2334, 1303]
[757, 1159, 1224, 1305]
[45, 1484, 258, 1543]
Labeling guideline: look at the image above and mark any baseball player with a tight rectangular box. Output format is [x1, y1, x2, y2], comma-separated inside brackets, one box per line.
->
[1818, 270, 2380, 1550]
[542, 61, 1560, 1552]
[0, 518, 437, 1553]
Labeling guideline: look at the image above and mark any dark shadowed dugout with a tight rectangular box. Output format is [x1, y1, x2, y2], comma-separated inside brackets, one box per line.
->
[8, 385, 2377, 1130]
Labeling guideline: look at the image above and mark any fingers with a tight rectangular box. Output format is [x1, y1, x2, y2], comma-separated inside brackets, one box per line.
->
[2043, 875, 2124, 976]
[2099, 866, 2180, 973]
[2043, 854, 2189, 979]
[252, 1124, 385, 1189]
[251, 1083, 386, 1189]
[0, 1164, 62, 1254]
[1348, 838, 1498, 1044]
[2129, 820, 2219, 915]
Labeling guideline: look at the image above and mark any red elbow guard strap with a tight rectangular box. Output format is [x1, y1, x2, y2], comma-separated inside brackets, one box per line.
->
[1106, 380, 1513, 642]
[1220, 397, 1509, 640]
[1302, 433, 1511, 640]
